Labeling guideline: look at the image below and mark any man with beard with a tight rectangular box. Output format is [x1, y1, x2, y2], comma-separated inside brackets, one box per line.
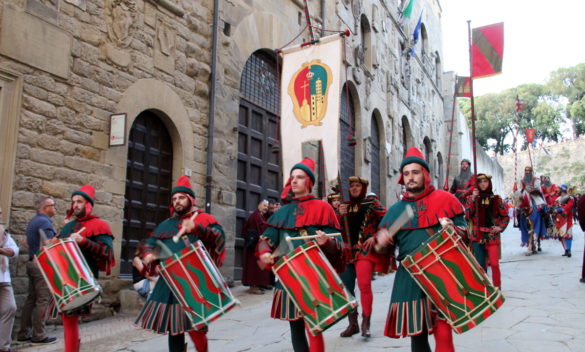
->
[58, 185, 115, 352]
[258, 158, 341, 352]
[376, 147, 468, 352]
[449, 159, 472, 203]
[517, 166, 548, 254]
[337, 176, 387, 338]
[241, 200, 271, 294]
[135, 176, 225, 352]
[465, 174, 509, 288]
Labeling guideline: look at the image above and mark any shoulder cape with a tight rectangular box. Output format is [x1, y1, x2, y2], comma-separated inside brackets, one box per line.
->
[267, 195, 340, 230]
[380, 187, 464, 230]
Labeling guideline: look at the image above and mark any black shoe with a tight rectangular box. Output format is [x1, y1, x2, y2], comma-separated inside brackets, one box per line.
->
[17, 336, 31, 342]
[32, 337, 57, 344]
[567, 250, 572, 258]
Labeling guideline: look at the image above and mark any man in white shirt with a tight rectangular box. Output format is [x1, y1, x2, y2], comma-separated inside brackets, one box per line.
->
[0, 206, 19, 352]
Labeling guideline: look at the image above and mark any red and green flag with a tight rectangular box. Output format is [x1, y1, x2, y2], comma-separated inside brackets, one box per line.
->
[456, 76, 472, 97]
[471, 22, 504, 79]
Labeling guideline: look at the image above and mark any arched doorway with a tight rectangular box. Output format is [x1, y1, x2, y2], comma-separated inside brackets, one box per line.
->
[340, 83, 356, 198]
[121, 110, 173, 276]
[235, 50, 281, 280]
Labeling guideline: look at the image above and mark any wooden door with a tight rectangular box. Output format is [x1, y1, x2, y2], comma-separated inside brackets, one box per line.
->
[235, 51, 281, 280]
[121, 111, 173, 276]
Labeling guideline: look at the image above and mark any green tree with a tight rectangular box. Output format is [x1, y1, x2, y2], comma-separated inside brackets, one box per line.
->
[546, 63, 585, 137]
[459, 83, 563, 155]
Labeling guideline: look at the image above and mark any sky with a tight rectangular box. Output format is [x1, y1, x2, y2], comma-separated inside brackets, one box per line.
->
[441, 0, 585, 96]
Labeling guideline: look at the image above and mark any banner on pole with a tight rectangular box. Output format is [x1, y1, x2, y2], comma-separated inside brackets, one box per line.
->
[471, 22, 504, 79]
[525, 128, 536, 143]
[280, 34, 343, 185]
[455, 76, 472, 97]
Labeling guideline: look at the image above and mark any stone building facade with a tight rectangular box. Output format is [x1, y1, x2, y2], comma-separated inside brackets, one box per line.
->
[0, 0, 501, 315]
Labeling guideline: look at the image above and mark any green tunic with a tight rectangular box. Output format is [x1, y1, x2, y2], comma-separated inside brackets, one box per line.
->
[379, 188, 467, 338]
[134, 212, 225, 335]
[260, 196, 341, 321]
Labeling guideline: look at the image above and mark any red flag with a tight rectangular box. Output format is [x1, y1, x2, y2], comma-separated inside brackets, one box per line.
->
[471, 23, 504, 79]
[525, 128, 536, 143]
[456, 76, 472, 97]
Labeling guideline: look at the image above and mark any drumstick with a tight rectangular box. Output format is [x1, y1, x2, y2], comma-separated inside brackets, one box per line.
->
[73, 227, 86, 236]
[173, 211, 199, 243]
[285, 233, 342, 242]
[374, 206, 414, 252]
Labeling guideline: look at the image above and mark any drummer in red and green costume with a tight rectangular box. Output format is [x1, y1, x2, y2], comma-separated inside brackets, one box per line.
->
[376, 148, 468, 352]
[258, 158, 342, 352]
[135, 176, 225, 352]
[59, 184, 115, 352]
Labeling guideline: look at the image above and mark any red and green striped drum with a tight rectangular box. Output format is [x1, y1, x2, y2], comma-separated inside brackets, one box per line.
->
[35, 239, 101, 312]
[401, 226, 505, 334]
[159, 241, 237, 330]
[273, 241, 358, 336]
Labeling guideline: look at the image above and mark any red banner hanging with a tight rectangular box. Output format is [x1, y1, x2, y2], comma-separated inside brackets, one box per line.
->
[525, 128, 536, 143]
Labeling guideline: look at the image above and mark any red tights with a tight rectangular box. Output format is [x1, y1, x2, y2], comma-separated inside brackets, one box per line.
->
[355, 259, 374, 316]
[307, 328, 324, 352]
[486, 244, 501, 288]
[188, 330, 208, 352]
[62, 314, 80, 352]
[434, 319, 454, 352]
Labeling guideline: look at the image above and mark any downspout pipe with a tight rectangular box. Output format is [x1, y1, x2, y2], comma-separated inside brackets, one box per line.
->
[205, 0, 220, 213]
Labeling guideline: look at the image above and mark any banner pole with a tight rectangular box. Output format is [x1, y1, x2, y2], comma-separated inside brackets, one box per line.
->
[467, 20, 478, 177]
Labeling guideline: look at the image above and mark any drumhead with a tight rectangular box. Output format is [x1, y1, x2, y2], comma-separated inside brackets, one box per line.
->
[61, 289, 101, 312]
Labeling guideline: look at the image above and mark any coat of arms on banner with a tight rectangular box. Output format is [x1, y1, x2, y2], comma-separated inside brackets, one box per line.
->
[287, 59, 333, 128]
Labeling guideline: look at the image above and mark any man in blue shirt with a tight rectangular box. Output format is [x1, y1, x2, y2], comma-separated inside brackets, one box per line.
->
[17, 196, 57, 345]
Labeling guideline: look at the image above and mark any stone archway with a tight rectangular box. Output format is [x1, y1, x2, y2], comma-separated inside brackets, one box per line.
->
[106, 78, 194, 276]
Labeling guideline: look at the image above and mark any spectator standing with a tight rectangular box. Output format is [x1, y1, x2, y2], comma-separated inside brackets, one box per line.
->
[17, 197, 58, 344]
[241, 200, 271, 294]
[0, 206, 19, 352]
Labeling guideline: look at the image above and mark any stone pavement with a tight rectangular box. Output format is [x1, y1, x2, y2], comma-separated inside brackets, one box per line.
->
[13, 224, 585, 352]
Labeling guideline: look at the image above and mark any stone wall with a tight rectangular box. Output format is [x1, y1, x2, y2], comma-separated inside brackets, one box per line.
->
[0, 0, 214, 310]
[0, 0, 495, 321]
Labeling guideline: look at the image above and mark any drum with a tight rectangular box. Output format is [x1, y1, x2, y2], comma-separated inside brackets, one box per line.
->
[159, 240, 237, 329]
[401, 226, 505, 334]
[273, 241, 358, 336]
[35, 239, 101, 312]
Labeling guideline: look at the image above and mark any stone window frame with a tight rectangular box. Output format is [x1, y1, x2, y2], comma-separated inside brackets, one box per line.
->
[0, 67, 23, 226]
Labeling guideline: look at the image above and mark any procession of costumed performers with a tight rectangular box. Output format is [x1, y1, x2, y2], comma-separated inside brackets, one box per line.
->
[28, 159, 580, 352]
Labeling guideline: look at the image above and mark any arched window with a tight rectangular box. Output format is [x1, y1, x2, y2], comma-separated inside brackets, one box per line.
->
[423, 137, 433, 180]
[421, 24, 429, 57]
[360, 14, 373, 71]
[370, 113, 381, 197]
[235, 50, 281, 279]
[401, 116, 414, 154]
[434, 51, 442, 85]
[340, 84, 356, 198]
[437, 152, 444, 189]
